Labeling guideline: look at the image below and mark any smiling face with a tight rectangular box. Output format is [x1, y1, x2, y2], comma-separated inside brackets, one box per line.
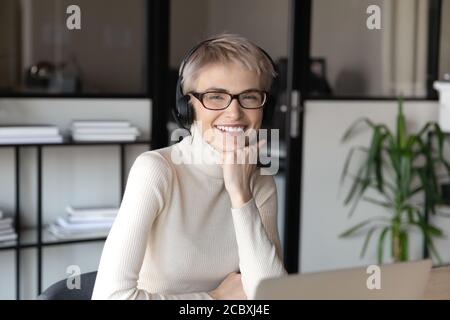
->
[189, 62, 264, 152]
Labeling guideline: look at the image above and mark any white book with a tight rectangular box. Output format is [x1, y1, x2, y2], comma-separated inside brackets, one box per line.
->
[67, 215, 116, 224]
[0, 233, 17, 242]
[72, 120, 130, 128]
[0, 125, 59, 137]
[49, 223, 110, 235]
[0, 218, 13, 227]
[49, 228, 110, 238]
[72, 133, 137, 142]
[0, 224, 12, 231]
[0, 222, 13, 230]
[66, 206, 118, 217]
[0, 228, 15, 236]
[72, 127, 140, 135]
[0, 136, 63, 144]
[56, 217, 114, 231]
[48, 225, 108, 240]
[0, 240, 16, 247]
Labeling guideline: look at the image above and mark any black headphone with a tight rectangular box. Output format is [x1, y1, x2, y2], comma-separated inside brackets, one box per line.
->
[173, 37, 277, 130]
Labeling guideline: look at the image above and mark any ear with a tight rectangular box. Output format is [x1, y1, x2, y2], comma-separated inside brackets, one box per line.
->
[190, 103, 197, 122]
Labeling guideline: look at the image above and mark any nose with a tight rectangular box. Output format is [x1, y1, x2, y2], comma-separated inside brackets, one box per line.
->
[224, 97, 243, 118]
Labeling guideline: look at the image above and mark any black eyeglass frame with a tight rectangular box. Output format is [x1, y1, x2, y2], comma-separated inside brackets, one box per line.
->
[188, 90, 268, 110]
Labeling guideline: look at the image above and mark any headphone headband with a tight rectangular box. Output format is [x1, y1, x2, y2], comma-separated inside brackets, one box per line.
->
[178, 38, 216, 78]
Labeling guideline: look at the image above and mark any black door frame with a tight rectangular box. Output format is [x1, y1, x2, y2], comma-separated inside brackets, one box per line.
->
[149, 0, 170, 149]
[283, 0, 311, 274]
[427, 0, 442, 100]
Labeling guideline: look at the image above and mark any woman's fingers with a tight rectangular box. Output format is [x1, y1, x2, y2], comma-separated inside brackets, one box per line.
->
[220, 138, 267, 165]
[257, 138, 267, 149]
[243, 138, 266, 165]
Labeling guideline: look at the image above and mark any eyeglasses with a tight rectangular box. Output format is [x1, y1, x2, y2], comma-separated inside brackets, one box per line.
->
[189, 90, 267, 110]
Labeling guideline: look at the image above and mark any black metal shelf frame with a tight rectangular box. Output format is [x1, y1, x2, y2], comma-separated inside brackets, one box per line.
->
[0, 140, 150, 299]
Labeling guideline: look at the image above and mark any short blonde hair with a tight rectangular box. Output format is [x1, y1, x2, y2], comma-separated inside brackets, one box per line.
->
[180, 33, 277, 93]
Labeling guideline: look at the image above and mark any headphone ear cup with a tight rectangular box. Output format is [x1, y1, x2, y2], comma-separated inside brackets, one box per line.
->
[177, 95, 189, 128]
[176, 95, 195, 129]
[185, 97, 194, 127]
[175, 77, 191, 129]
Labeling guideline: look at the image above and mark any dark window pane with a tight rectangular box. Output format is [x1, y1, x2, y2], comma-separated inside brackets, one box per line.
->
[310, 0, 429, 98]
[0, 0, 148, 95]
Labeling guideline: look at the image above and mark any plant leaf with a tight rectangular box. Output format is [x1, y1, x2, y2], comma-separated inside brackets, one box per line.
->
[340, 146, 368, 186]
[365, 127, 382, 182]
[396, 96, 407, 149]
[430, 122, 444, 160]
[341, 118, 375, 142]
[377, 227, 390, 264]
[374, 133, 386, 193]
[360, 226, 378, 258]
[361, 196, 394, 209]
[344, 165, 365, 206]
[426, 237, 443, 265]
[339, 217, 388, 238]
[399, 230, 409, 261]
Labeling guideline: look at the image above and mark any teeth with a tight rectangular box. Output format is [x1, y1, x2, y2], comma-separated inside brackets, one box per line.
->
[216, 125, 245, 133]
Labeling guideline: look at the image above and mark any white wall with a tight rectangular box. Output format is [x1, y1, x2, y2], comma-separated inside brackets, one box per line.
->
[0, 98, 151, 299]
[300, 100, 450, 273]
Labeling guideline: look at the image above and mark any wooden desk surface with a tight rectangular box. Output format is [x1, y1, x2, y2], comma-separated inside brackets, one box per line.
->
[424, 266, 450, 300]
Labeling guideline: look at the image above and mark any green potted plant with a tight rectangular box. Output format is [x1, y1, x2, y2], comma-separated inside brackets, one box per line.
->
[340, 98, 450, 264]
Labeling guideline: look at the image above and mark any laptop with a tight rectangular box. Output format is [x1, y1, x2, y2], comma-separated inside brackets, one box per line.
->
[253, 259, 432, 300]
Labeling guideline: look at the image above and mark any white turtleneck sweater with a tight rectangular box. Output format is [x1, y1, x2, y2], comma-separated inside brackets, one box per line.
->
[92, 125, 287, 300]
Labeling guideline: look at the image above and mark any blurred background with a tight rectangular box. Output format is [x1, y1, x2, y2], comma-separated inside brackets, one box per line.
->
[0, 0, 449, 299]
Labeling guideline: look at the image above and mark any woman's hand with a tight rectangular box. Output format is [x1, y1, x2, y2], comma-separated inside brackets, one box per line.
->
[221, 139, 266, 208]
[208, 272, 247, 300]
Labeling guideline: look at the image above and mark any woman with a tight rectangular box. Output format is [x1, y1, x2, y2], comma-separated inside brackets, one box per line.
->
[92, 34, 287, 300]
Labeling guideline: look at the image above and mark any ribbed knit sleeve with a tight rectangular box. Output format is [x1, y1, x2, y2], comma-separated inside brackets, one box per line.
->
[231, 173, 287, 300]
[92, 152, 213, 300]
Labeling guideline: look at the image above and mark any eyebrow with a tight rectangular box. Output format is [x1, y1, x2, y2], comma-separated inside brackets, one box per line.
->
[203, 87, 261, 93]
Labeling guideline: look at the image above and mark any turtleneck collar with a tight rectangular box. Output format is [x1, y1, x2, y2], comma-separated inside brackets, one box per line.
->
[176, 123, 224, 179]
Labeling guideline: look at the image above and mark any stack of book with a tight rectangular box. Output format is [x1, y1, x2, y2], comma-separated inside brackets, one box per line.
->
[48, 206, 118, 240]
[71, 120, 140, 142]
[0, 125, 63, 144]
[0, 210, 17, 243]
